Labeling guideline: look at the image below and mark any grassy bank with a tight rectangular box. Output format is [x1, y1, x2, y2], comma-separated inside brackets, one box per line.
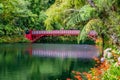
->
[0, 35, 29, 43]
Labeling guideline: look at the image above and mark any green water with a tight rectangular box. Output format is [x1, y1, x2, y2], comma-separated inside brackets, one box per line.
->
[0, 43, 98, 80]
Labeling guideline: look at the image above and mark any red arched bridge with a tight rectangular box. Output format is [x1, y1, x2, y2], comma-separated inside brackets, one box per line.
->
[25, 30, 80, 42]
[25, 30, 97, 43]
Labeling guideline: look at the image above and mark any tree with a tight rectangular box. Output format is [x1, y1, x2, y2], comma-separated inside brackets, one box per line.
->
[45, 0, 120, 52]
[66, 0, 120, 53]
[44, 0, 86, 30]
[0, 0, 31, 36]
[0, 0, 55, 36]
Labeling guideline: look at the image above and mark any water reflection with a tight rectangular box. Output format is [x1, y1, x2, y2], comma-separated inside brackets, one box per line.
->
[0, 43, 99, 80]
[30, 44, 99, 58]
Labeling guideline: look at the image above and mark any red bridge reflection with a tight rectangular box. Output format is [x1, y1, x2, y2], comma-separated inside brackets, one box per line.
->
[27, 44, 99, 59]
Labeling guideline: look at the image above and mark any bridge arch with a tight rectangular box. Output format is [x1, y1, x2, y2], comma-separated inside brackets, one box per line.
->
[25, 30, 80, 43]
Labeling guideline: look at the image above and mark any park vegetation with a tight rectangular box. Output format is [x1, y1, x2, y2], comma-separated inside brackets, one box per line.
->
[0, 0, 120, 79]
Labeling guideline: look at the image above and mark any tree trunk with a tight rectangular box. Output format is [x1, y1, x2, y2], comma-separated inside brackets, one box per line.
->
[101, 33, 104, 56]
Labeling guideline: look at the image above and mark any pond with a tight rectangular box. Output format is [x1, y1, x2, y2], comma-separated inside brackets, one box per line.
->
[0, 43, 99, 80]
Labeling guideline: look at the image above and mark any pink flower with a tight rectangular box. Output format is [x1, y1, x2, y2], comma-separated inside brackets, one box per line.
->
[107, 52, 112, 58]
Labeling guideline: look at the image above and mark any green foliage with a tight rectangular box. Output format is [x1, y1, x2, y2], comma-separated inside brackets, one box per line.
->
[66, 5, 98, 27]
[0, 23, 23, 36]
[0, 3, 3, 14]
[0, 0, 54, 39]
[28, 0, 55, 14]
[0, 24, 4, 36]
[102, 64, 120, 80]
[94, 0, 116, 12]
[15, 0, 54, 30]
[0, 0, 30, 24]
[77, 19, 103, 43]
[75, 0, 120, 45]
[74, 0, 85, 9]
[105, 12, 120, 47]
[44, 0, 86, 30]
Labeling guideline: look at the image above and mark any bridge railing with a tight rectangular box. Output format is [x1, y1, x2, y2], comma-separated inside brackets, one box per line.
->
[25, 30, 97, 42]
[32, 30, 80, 35]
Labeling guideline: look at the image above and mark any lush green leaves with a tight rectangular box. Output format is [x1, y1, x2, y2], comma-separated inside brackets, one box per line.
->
[66, 5, 97, 27]
[0, 3, 3, 14]
[77, 19, 103, 43]
[94, 0, 116, 12]
[102, 64, 120, 80]
[0, 0, 54, 38]
[44, 0, 86, 30]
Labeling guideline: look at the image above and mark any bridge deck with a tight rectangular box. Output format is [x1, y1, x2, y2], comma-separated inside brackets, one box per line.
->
[32, 30, 80, 35]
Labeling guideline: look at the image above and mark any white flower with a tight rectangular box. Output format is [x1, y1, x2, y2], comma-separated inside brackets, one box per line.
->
[100, 57, 105, 63]
[104, 48, 112, 53]
[118, 57, 120, 62]
[103, 48, 112, 58]
[107, 52, 112, 58]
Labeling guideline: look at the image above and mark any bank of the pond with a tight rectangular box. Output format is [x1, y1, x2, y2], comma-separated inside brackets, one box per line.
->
[0, 35, 95, 44]
[0, 35, 29, 43]
[70, 48, 120, 80]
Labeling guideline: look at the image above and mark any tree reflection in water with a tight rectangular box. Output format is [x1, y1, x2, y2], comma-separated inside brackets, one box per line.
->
[0, 44, 98, 80]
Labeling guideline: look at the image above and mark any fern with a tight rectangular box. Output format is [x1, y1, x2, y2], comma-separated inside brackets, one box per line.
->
[44, 18, 54, 30]
[94, 0, 116, 12]
[77, 19, 103, 43]
[66, 5, 98, 27]
[38, 11, 47, 22]
[44, 0, 86, 30]
[74, 0, 85, 9]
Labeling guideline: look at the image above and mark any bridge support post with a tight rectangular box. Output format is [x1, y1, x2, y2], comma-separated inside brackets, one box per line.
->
[25, 30, 33, 41]
[32, 35, 44, 43]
